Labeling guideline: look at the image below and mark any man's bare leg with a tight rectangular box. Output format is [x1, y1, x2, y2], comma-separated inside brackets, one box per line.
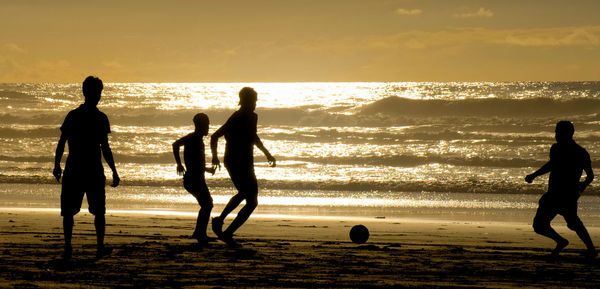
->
[567, 216, 597, 258]
[95, 214, 111, 258]
[63, 216, 74, 260]
[223, 197, 257, 237]
[212, 193, 244, 237]
[534, 217, 569, 256]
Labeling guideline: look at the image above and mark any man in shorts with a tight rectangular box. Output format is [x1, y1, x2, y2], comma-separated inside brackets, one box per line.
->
[172, 113, 215, 245]
[53, 76, 120, 260]
[525, 121, 596, 258]
[210, 87, 276, 246]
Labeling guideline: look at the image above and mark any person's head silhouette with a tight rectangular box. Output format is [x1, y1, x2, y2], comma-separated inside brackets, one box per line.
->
[82, 76, 103, 107]
[555, 120, 574, 144]
[193, 113, 209, 136]
[238, 87, 257, 111]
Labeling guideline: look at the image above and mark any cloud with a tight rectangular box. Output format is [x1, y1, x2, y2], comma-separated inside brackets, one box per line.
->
[365, 26, 600, 51]
[396, 8, 422, 16]
[453, 7, 494, 18]
[103, 60, 124, 69]
[0, 58, 79, 82]
[501, 26, 600, 47]
[2, 43, 26, 54]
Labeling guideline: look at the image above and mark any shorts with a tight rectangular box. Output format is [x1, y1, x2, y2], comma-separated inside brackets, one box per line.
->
[61, 174, 106, 216]
[534, 193, 579, 221]
[225, 163, 258, 197]
[183, 173, 212, 206]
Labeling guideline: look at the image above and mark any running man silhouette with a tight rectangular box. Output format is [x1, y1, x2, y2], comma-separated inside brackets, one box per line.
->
[53, 76, 120, 260]
[210, 87, 276, 246]
[173, 113, 216, 245]
[525, 121, 597, 258]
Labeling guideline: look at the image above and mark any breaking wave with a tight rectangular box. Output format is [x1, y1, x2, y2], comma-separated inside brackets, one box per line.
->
[3, 97, 600, 128]
[0, 174, 596, 196]
[0, 153, 545, 168]
[360, 96, 600, 117]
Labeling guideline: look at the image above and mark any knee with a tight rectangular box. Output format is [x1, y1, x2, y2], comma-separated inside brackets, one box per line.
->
[199, 197, 213, 210]
[533, 219, 549, 233]
[246, 197, 258, 208]
[63, 216, 74, 226]
[566, 218, 584, 231]
[231, 193, 244, 202]
[206, 199, 214, 210]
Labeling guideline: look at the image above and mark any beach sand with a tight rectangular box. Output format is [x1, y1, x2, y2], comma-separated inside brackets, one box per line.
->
[2, 209, 600, 288]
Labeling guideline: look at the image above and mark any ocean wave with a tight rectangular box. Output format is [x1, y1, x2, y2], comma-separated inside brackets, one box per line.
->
[0, 113, 63, 125]
[0, 127, 59, 138]
[0, 90, 36, 99]
[4, 124, 600, 147]
[3, 97, 600, 128]
[0, 174, 596, 195]
[360, 96, 600, 117]
[0, 153, 545, 168]
[0, 108, 334, 126]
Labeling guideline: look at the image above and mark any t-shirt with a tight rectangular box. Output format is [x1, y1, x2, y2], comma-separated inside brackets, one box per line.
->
[183, 133, 206, 176]
[548, 140, 591, 195]
[60, 105, 110, 177]
[222, 110, 258, 168]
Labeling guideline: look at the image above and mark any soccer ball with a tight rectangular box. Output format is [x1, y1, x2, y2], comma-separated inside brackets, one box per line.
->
[349, 224, 369, 244]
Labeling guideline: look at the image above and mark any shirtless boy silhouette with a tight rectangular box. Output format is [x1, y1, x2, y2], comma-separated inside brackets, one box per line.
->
[525, 121, 596, 258]
[173, 113, 215, 244]
[210, 87, 276, 246]
[53, 76, 120, 260]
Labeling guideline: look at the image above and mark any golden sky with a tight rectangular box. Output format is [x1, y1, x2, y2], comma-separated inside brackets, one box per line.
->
[2, 0, 600, 82]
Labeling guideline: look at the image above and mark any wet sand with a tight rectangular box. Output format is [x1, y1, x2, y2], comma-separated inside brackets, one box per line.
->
[1, 209, 600, 288]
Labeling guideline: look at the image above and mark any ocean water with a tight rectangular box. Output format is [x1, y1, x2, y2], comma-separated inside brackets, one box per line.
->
[2, 82, 600, 221]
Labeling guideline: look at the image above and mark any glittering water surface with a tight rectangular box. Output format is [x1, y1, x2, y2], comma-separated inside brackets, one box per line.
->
[2, 82, 600, 216]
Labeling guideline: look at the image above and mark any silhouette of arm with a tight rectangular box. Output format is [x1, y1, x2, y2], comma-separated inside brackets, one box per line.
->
[580, 161, 594, 193]
[53, 133, 67, 182]
[205, 166, 216, 175]
[101, 135, 120, 187]
[525, 161, 551, 183]
[172, 135, 189, 176]
[210, 125, 226, 170]
[255, 135, 276, 167]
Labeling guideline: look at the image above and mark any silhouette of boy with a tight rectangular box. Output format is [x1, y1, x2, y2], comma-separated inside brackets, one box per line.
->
[525, 121, 596, 258]
[210, 87, 276, 246]
[53, 76, 120, 260]
[173, 113, 215, 244]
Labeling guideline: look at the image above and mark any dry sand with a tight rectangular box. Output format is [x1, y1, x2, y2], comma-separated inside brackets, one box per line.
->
[2, 209, 600, 288]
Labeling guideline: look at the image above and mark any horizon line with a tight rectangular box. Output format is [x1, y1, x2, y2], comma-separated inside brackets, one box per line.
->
[2, 80, 600, 84]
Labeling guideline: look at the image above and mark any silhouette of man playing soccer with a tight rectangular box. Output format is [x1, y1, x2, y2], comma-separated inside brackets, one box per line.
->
[173, 113, 216, 245]
[53, 76, 120, 260]
[525, 121, 596, 258]
[210, 87, 276, 246]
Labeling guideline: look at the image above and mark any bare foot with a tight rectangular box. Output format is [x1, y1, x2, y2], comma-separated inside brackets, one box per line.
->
[551, 239, 569, 257]
[219, 232, 241, 248]
[62, 245, 72, 261]
[583, 248, 597, 259]
[195, 236, 217, 246]
[211, 217, 223, 238]
[96, 246, 113, 260]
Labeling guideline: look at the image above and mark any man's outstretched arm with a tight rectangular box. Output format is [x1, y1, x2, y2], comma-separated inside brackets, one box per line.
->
[525, 161, 551, 183]
[254, 135, 276, 167]
[172, 135, 188, 176]
[210, 126, 226, 170]
[101, 136, 120, 187]
[580, 163, 594, 193]
[53, 133, 67, 182]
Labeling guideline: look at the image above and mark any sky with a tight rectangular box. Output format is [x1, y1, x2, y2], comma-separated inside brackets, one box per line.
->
[1, 0, 600, 82]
